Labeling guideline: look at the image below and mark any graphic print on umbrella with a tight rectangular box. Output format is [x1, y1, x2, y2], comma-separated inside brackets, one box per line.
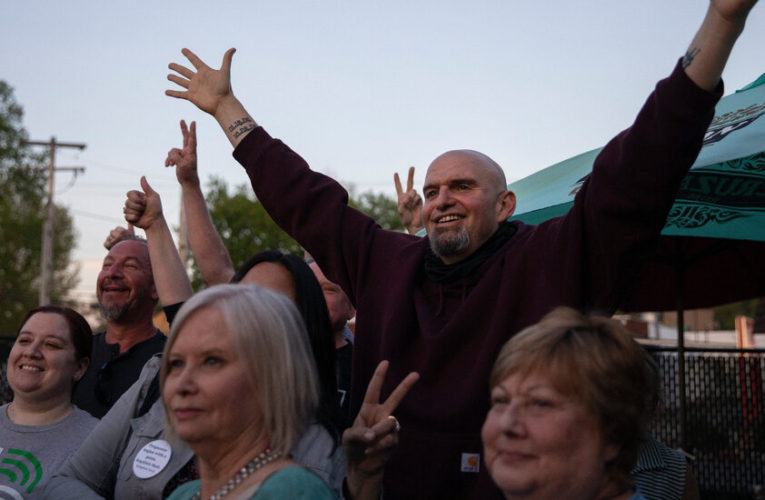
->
[666, 75, 765, 241]
[508, 72, 765, 311]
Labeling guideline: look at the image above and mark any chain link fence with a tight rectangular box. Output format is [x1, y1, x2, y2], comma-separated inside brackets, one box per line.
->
[647, 346, 765, 500]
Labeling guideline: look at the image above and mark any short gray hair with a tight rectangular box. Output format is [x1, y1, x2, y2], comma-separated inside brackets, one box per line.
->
[161, 284, 319, 456]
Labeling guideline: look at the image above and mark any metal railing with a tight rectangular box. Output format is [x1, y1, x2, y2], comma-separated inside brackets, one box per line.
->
[646, 346, 765, 499]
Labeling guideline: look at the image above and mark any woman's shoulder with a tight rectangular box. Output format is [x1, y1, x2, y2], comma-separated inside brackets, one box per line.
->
[0, 404, 96, 435]
[293, 422, 337, 462]
[291, 423, 345, 495]
[66, 406, 99, 431]
[69, 405, 99, 423]
[165, 479, 200, 500]
[256, 465, 337, 499]
[166, 468, 337, 500]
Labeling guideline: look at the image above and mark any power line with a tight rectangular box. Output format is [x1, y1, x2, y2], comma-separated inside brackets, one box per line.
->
[70, 209, 125, 224]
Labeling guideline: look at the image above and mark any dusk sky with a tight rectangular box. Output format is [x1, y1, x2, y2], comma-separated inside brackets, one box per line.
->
[3, 1, 763, 305]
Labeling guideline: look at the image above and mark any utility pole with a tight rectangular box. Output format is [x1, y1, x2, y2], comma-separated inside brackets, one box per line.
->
[20, 137, 86, 306]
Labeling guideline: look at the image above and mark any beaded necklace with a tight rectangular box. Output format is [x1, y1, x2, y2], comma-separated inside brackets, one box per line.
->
[191, 448, 281, 500]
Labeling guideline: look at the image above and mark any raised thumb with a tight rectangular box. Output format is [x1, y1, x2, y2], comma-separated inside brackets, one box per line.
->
[140, 175, 156, 196]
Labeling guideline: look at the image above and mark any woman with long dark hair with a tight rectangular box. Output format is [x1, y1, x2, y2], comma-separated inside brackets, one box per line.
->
[232, 250, 343, 436]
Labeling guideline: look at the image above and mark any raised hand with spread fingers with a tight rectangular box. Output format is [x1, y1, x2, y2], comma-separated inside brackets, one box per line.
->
[166, 49, 257, 148]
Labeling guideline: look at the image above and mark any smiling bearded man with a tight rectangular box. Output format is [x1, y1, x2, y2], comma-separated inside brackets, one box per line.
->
[97, 240, 155, 321]
[73, 238, 166, 418]
[423, 150, 513, 263]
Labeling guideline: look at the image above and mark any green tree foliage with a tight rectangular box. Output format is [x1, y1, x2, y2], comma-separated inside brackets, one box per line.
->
[349, 188, 403, 231]
[191, 177, 402, 289]
[188, 176, 302, 289]
[713, 298, 759, 329]
[0, 81, 78, 333]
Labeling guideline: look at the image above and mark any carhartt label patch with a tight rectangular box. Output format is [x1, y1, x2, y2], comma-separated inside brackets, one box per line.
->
[461, 452, 480, 473]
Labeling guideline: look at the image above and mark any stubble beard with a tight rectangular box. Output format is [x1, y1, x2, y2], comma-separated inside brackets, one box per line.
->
[99, 299, 133, 322]
[430, 226, 470, 261]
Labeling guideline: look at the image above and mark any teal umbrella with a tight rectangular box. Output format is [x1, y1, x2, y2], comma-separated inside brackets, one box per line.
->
[508, 73, 765, 311]
[511, 74, 765, 239]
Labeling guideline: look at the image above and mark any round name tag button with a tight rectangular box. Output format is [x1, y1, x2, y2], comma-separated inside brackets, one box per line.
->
[133, 439, 173, 479]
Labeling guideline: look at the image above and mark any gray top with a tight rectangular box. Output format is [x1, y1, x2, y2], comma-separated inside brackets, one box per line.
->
[44, 355, 191, 500]
[0, 403, 98, 499]
[44, 355, 345, 499]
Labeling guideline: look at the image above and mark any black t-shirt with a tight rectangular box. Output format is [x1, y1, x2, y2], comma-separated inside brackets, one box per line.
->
[72, 331, 166, 418]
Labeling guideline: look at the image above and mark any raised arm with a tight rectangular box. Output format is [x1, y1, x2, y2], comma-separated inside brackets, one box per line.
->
[394, 167, 424, 235]
[683, 0, 759, 91]
[166, 120, 235, 285]
[124, 176, 193, 305]
[166, 48, 256, 148]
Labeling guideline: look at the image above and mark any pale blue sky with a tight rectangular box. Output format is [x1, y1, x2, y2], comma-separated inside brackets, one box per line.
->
[2, 1, 764, 304]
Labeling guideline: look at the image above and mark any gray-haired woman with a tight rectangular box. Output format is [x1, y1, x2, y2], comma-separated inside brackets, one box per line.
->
[163, 284, 334, 499]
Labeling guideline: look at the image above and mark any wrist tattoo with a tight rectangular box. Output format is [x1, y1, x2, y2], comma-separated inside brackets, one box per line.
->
[233, 124, 256, 139]
[228, 116, 254, 133]
[682, 47, 700, 69]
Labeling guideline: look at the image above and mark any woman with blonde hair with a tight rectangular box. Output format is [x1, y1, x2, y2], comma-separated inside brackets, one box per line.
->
[163, 283, 334, 499]
[482, 307, 652, 500]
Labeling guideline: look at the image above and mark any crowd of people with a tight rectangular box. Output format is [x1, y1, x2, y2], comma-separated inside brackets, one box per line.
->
[0, 1, 759, 498]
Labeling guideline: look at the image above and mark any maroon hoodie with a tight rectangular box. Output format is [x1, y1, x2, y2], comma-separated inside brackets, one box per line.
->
[234, 61, 721, 499]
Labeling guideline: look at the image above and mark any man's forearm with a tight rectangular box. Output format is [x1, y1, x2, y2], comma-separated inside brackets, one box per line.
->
[683, 3, 752, 91]
[144, 215, 193, 305]
[214, 95, 259, 148]
[181, 183, 235, 285]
